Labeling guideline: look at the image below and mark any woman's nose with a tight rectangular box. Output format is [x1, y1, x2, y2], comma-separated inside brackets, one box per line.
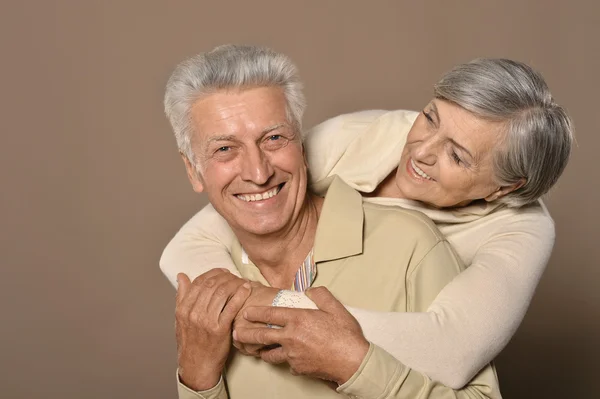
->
[412, 137, 438, 166]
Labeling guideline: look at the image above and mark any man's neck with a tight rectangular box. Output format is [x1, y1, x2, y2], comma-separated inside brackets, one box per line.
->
[235, 193, 324, 289]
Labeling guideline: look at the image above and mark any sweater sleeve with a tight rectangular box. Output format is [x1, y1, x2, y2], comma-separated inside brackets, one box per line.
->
[306, 109, 416, 194]
[349, 210, 555, 388]
[159, 204, 240, 288]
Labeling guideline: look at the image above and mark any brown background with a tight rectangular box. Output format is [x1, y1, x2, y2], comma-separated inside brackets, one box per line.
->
[1, 1, 598, 398]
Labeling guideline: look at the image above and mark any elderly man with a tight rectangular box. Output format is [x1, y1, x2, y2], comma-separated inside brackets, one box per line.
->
[163, 44, 501, 398]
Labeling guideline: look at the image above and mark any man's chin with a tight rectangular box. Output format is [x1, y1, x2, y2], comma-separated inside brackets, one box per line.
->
[230, 218, 287, 237]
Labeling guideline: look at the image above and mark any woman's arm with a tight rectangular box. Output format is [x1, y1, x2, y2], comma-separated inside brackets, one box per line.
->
[349, 210, 555, 388]
[160, 204, 239, 288]
[161, 201, 553, 388]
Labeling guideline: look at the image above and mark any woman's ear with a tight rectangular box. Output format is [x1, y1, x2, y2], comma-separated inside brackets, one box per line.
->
[484, 178, 526, 202]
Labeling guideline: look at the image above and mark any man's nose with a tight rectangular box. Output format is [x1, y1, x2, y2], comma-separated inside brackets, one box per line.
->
[240, 147, 274, 185]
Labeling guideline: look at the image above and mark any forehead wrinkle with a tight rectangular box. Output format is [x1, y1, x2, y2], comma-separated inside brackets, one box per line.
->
[440, 104, 502, 167]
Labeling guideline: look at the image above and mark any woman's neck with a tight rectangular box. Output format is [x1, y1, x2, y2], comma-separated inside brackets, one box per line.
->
[364, 168, 405, 199]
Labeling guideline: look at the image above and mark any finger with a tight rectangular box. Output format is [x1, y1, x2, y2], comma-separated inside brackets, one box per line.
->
[243, 306, 295, 327]
[305, 286, 344, 313]
[176, 274, 203, 315]
[233, 326, 282, 346]
[233, 341, 264, 357]
[260, 346, 287, 365]
[218, 281, 252, 325]
[175, 273, 192, 306]
[192, 271, 238, 314]
[205, 276, 246, 317]
[191, 268, 230, 286]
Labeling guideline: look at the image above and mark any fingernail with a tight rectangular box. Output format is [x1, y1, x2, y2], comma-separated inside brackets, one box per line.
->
[233, 330, 238, 340]
[243, 282, 251, 289]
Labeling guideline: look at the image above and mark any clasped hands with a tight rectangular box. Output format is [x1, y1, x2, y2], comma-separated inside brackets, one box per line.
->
[175, 269, 369, 392]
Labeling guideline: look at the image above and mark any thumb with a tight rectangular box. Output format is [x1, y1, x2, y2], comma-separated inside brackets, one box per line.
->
[305, 286, 344, 313]
[175, 273, 191, 304]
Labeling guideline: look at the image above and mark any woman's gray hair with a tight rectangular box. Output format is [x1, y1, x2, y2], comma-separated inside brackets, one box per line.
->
[164, 44, 306, 165]
[434, 58, 573, 207]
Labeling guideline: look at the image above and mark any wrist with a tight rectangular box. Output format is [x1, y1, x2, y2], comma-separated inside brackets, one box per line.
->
[178, 364, 222, 391]
[249, 284, 279, 306]
[333, 338, 370, 385]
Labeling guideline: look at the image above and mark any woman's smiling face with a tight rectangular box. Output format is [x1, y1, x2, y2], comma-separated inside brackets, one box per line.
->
[392, 99, 507, 208]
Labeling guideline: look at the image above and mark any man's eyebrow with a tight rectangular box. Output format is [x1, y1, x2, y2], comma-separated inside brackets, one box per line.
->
[261, 123, 286, 135]
[206, 124, 286, 144]
[206, 135, 237, 144]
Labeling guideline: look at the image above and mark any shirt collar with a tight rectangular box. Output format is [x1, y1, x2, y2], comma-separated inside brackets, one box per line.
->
[313, 176, 364, 263]
[231, 176, 364, 275]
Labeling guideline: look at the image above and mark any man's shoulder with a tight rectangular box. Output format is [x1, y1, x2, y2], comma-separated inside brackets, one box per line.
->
[362, 201, 445, 244]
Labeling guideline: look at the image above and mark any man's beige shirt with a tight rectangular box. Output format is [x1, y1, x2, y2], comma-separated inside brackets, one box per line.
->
[177, 177, 501, 398]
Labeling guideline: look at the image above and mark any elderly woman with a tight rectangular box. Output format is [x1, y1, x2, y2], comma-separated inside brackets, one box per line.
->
[161, 58, 573, 388]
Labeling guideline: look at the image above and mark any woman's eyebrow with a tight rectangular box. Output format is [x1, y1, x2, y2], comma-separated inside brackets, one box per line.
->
[430, 101, 441, 126]
[449, 138, 475, 161]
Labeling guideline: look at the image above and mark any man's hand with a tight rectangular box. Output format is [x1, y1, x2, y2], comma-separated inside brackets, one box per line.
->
[175, 269, 251, 391]
[232, 282, 280, 356]
[233, 287, 369, 385]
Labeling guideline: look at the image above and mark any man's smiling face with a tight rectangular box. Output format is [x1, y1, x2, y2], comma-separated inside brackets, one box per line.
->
[183, 86, 308, 237]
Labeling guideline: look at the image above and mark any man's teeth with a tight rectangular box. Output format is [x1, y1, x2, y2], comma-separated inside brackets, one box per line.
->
[237, 186, 281, 202]
[411, 159, 432, 180]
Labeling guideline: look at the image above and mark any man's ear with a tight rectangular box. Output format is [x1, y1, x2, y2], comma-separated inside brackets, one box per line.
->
[180, 153, 204, 193]
[484, 178, 526, 202]
[302, 143, 308, 168]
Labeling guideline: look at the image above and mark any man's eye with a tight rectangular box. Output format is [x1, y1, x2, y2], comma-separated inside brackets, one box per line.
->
[268, 135, 281, 141]
[216, 146, 230, 152]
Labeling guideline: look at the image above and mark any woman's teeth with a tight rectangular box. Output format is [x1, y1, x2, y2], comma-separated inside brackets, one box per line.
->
[411, 159, 432, 180]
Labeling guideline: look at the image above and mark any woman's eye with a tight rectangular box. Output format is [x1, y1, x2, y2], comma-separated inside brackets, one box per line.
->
[451, 151, 462, 164]
[268, 134, 281, 141]
[422, 110, 434, 123]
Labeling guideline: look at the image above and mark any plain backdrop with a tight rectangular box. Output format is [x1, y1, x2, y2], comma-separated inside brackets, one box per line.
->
[1, 1, 598, 398]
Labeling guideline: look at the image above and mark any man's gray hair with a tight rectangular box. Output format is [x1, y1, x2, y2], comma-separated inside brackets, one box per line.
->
[434, 58, 573, 207]
[164, 44, 306, 165]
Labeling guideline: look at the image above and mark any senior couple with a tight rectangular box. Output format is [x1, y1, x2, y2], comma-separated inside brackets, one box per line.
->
[161, 45, 572, 398]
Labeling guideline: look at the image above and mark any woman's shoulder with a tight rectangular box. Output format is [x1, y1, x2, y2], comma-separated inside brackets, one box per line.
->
[308, 109, 418, 134]
[489, 200, 555, 229]
[460, 200, 556, 248]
